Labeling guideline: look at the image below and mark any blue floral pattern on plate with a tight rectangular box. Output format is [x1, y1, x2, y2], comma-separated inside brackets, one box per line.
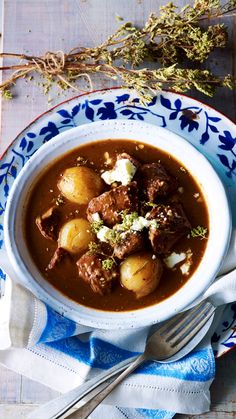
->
[1, 88, 236, 358]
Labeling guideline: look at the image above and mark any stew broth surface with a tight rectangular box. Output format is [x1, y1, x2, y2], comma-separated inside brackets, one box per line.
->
[25, 139, 209, 311]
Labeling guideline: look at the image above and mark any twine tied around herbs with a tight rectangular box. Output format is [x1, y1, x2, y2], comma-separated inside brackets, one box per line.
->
[0, 50, 94, 94]
[32, 51, 66, 76]
[32, 51, 92, 92]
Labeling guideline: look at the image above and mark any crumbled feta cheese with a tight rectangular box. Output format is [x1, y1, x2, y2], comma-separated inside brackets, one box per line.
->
[95, 210, 160, 243]
[194, 192, 200, 199]
[164, 252, 186, 269]
[131, 216, 150, 231]
[101, 159, 137, 186]
[180, 263, 190, 275]
[180, 249, 193, 275]
[129, 216, 158, 231]
[114, 214, 159, 233]
[97, 226, 113, 243]
[91, 212, 102, 222]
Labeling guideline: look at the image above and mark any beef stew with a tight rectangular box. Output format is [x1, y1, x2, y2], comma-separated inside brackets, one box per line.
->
[24, 139, 209, 311]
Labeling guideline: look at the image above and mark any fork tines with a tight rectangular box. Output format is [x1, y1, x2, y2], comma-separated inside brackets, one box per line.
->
[158, 301, 215, 349]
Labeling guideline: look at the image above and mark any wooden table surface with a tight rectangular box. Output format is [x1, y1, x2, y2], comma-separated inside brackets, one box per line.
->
[0, 0, 236, 417]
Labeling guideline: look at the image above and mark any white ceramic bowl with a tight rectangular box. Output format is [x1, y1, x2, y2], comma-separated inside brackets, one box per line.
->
[4, 120, 232, 329]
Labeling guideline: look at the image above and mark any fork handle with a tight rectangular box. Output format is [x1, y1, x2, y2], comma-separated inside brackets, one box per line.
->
[28, 356, 138, 419]
[67, 353, 146, 419]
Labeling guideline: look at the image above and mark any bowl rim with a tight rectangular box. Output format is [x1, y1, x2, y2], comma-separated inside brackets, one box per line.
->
[4, 119, 232, 328]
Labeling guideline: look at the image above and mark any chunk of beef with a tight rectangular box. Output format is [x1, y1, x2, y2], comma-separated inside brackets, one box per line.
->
[137, 163, 178, 202]
[113, 231, 144, 259]
[147, 203, 191, 254]
[47, 247, 69, 270]
[87, 182, 138, 227]
[36, 206, 60, 241]
[77, 252, 119, 295]
[117, 152, 140, 169]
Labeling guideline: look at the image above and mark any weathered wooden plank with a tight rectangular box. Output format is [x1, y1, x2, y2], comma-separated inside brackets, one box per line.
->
[0, 405, 39, 418]
[177, 414, 236, 418]
[21, 376, 58, 404]
[0, 0, 156, 154]
[0, 406, 234, 419]
[0, 1, 236, 418]
[0, 404, 80, 418]
[1, 0, 235, 155]
[1, 349, 236, 415]
[0, 365, 21, 403]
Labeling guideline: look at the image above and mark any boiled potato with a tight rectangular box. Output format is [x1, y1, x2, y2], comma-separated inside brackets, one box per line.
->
[58, 166, 103, 205]
[58, 218, 95, 254]
[120, 252, 162, 298]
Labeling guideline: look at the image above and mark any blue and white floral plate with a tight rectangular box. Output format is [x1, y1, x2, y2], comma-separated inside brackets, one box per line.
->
[0, 87, 236, 357]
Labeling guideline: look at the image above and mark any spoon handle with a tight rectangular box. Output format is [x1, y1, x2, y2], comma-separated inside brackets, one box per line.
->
[67, 353, 146, 419]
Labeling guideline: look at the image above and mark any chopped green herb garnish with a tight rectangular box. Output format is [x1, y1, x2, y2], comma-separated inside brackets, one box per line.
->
[149, 219, 159, 229]
[106, 229, 121, 245]
[91, 219, 104, 234]
[143, 201, 158, 208]
[88, 242, 116, 269]
[102, 258, 115, 270]
[88, 241, 101, 253]
[119, 211, 139, 231]
[190, 226, 208, 239]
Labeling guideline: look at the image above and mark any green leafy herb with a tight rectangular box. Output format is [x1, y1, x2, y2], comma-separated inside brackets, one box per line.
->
[91, 219, 104, 234]
[2, 89, 13, 100]
[115, 14, 124, 22]
[88, 242, 117, 269]
[102, 258, 115, 270]
[88, 241, 102, 253]
[190, 226, 208, 239]
[119, 211, 139, 230]
[106, 229, 121, 245]
[142, 201, 158, 208]
[0, 0, 235, 100]
[149, 219, 159, 229]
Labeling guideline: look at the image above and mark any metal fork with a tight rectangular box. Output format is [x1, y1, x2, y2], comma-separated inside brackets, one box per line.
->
[65, 300, 215, 419]
[28, 300, 215, 419]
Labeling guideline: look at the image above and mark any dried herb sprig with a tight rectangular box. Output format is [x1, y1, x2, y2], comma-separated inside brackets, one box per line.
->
[102, 258, 115, 271]
[0, 0, 235, 100]
[88, 241, 116, 270]
[190, 226, 208, 239]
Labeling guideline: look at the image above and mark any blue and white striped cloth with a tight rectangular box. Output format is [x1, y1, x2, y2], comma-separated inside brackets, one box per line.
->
[0, 268, 221, 418]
